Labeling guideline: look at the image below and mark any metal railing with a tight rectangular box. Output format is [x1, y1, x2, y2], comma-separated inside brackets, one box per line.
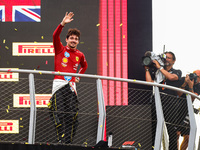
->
[0, 68, 199, 150]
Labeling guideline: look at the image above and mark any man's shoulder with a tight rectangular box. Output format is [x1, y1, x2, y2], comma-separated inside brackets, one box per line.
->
[170, 68, 182, 75]
[167, 67, 182, 80]
[170, 68, 181, 72]
[75, 49, 85, 56]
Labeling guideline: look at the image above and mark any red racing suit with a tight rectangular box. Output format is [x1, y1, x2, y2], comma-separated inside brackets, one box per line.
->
[53, 24, 88, 82]
[49, 24, 88, 144]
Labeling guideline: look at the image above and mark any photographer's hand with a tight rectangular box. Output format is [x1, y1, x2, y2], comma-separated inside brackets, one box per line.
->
[152, 59, 179, 81]
[152, 60, 161, 69]
[144, 66, 149, 70]
[185, 74, 194, 89]
[185, 74, 198, 101]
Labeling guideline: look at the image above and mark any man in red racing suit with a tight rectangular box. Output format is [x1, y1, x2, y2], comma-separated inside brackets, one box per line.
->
[48, 11, 88, 144]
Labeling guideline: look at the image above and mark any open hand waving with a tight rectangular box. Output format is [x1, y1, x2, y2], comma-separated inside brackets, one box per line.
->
[61, 12, 74, 26]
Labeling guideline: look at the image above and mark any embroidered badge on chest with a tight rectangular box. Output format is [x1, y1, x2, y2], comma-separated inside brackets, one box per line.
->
[76, 56, 79, 61]
[64, 76, 72, 81]
[64, 52, 70, 57]
[61, 57, 68, 67]
[62, 58, 68, 63]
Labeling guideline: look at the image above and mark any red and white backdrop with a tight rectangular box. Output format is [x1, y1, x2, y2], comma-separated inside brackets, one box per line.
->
[98, 0, 128, 106]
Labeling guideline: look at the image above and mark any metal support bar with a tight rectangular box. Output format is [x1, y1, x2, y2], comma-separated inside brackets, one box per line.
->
[96, 79, 106, 143]
[187, 94, 197, 150]
[154, 86, 166, 150]
[28, 73, 37, 144]
[0, 68, 199, 101]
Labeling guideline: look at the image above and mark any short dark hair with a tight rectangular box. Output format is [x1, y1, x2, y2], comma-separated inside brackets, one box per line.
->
[165, 51, 176, 61]
[66, 28, 81, 40]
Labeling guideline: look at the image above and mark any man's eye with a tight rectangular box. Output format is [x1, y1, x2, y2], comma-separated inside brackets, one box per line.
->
[70, 37, 78, 40]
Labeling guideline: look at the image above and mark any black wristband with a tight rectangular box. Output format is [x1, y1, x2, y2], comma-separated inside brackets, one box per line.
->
[189, 88, 193, 91]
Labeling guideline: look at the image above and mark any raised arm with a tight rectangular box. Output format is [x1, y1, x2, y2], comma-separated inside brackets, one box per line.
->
[145, 66, 153, 82]
[53, 12, 75, 54]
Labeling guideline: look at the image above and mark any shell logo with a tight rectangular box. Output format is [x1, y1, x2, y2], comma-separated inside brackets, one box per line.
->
[62, 58, 68, 63]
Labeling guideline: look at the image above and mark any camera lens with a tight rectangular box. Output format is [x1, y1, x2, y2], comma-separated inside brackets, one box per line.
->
[143, 56, 152, 66]
[189, 73, 198, 83]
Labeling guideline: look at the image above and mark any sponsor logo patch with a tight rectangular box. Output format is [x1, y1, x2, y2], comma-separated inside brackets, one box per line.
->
[64, 76, 72, 81]
[76, 56, 79, 61]
[62, 58, 68, 63]
[64, 52, 70, 57]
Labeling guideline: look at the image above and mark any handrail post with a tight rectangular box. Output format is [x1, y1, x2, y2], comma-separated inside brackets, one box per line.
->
[154, 86, 166, 150]
[96, 79, 106, 143]
[28, 73, 37, 144]
[187, 94, 197, 150]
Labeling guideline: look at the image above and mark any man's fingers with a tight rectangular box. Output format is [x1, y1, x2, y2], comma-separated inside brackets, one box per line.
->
[65, 12, 74, 17]
[68, 12, 73, 15]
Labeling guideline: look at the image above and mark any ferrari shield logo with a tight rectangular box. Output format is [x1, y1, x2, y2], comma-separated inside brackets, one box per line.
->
[76, 56, 79, 61]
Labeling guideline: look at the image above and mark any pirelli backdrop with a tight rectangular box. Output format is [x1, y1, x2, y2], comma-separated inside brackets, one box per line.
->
[0, 0, 99, 81]
[0, 0, 152, 147]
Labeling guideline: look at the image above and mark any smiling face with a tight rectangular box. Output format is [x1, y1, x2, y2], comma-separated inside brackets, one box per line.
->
[66, 35, 79, 49]
[164, 53, 175, 67]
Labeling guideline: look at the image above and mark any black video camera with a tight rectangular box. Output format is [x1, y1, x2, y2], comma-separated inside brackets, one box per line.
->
[189, 73, 198, 83]
[142, 51, 166, 68]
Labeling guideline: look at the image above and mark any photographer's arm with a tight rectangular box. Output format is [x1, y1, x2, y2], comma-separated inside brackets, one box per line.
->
[177, 75, 199, 101]
[145, 66, 153, 82]
[179, 75, 198, 101]
[160, 69, 179, 81]
[177, 77, 188, 97]
[153, 60, 178, 81]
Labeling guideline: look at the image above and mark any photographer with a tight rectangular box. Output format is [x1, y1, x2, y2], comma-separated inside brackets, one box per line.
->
[145, 51, 182, 96]
[177, 70, 200, 150]
[145, 51, 182, 150]
[179, 70, 200, 99]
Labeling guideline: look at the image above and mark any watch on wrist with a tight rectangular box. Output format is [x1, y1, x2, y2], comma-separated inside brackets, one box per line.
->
[159, 66, 163, 71]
